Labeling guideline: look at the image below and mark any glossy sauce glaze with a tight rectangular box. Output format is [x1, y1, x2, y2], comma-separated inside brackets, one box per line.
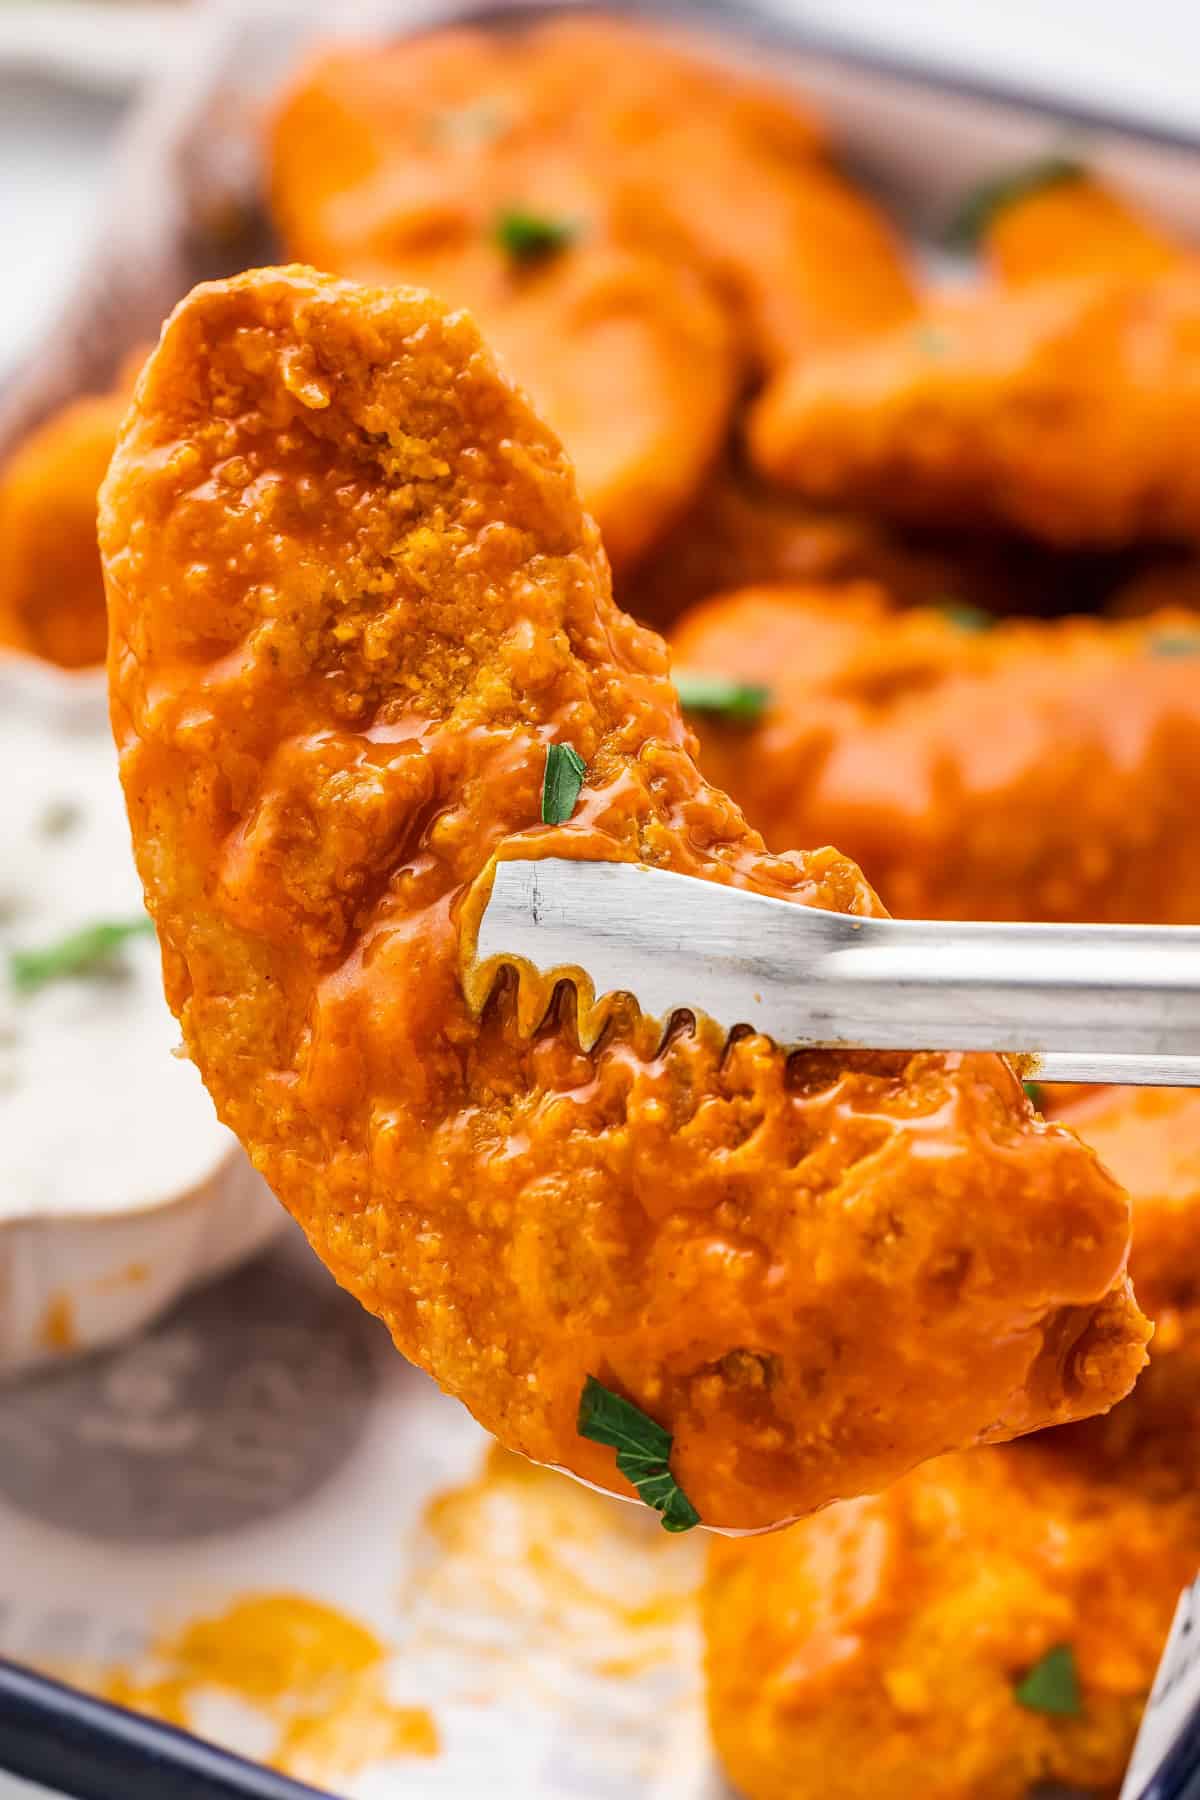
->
[672, 583, 1200, 922]
[101, 266, 1147, 1533]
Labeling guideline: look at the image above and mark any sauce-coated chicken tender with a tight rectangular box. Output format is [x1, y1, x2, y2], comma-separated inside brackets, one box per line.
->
[673, 584, 1200, 923]
[1047, 1084, 1200, 1495]
[705, 1083, 1200, 1799]
[269, 25, 744, 573]
[981, 168, 1184, 286]
[751, 270, 1200, 548]
[268, 18, 914, 568]
[101, 267, 1147, 1533]
[704, 1442, 1200, 1800]
[0, 383, 128, 668]
[268, 18, 908, 376]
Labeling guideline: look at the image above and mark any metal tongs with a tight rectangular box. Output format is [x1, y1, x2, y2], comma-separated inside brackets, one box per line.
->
[476, 860, 1200, 1085]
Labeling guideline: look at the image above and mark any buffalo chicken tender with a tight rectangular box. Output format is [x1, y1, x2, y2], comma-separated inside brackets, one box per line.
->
[101, 267, 1147, 1533]
[751, 269, 1200, 548]
[269, 25, 744, 572]
[982, 169, 1185, 286]
[1046, 1085, 1200, 1495]
[269, 18, 911, 374]
[705, 1084, 1200, 1800]
[355, 238, 738, 576]
[0, 384, 127, 668]
[704, 1441, 1200, 1800]
[269, 20, 914, 566]
[673, 584, 1200, 923]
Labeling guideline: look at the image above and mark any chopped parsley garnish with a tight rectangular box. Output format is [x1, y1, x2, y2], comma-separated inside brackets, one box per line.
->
[946, 156, 1087, 250]
[1023, 1080, 1045, 1110]
[1014, 1644, 1082, 1716]
[577, 1375, 701, 1533]
[9, 917, 156, 993]
[1150, 634, 1200, 657]
[494, 207, 577, 265]
[938, 601, 993, 633]
[674, 670, 771, 725]
[541, 742, 587, 825]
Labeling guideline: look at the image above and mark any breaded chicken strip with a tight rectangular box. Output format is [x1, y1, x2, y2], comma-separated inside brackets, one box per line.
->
[101, 267, 1146, 1533]
[751, 270, 1200, 548]
[1047, 1084, 1200, 1496]
[269, 18, 911, 373]
[672, 583, 1200, 922]
[0, 377, 131, 668]
[269, 24, 744, 572]
[979, 167, 1185, 285]
[269, 19, 915, 566]
[705, 1083, 1200, 1799]
[704, 1439, 1200, 1800]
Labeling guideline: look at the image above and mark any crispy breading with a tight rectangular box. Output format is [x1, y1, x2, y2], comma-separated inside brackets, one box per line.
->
[672, 583, 1200, 922]
[101, 267, 1146, 1532]
[750, 270, 1200, 547]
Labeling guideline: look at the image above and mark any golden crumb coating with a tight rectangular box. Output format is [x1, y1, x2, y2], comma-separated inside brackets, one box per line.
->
[983, 171, 1185, 286]
[101, 267, 1146, 1532]
[750, 270, 1200, 548]
[672, 583, 1200, 923]
[0, 381, 131, 668]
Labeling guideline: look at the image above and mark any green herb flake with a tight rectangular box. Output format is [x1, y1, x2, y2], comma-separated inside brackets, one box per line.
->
[946, 156, 1088, 250]
[1014, 1644, 1082, 1716]
[674, 670, 771, 725]
[541, 742, 587, 825]
[938, 600, 993, 633]
[493, 207, 577, 266]
[1023, 1080, 1045, 1110]
[9, 917, 156, 994]
[577, 1375, 701, 1533]
[1150, 634, 1200, 658]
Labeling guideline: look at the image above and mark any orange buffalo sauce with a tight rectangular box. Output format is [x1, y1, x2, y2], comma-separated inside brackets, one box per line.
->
[100, 1594, 437, 1783]
[101, 266, 1146, 1534]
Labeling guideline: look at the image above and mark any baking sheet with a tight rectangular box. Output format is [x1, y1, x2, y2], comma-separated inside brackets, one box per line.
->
[2, 2, 1197, 1794]
[0, 1228, 710, 1799]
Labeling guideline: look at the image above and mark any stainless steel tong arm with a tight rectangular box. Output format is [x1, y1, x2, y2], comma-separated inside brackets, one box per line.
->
[474, 858, 1200, 1085]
